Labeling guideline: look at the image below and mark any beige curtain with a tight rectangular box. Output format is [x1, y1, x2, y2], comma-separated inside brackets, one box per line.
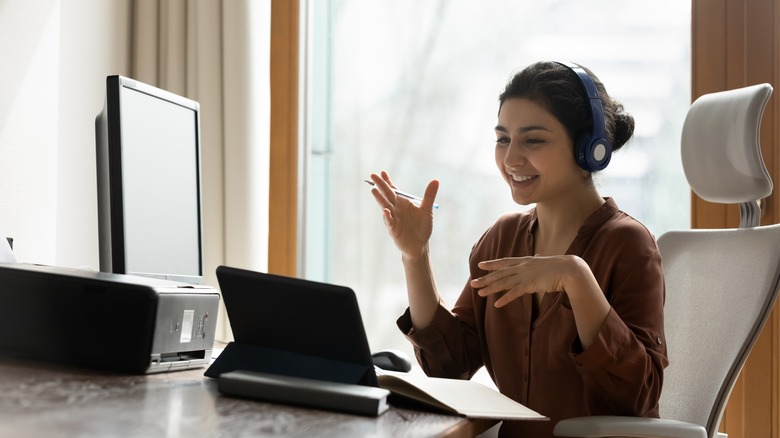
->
[131, 0, 271, 341]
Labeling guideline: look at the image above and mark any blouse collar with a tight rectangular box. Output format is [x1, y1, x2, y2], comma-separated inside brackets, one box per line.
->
[527, 197, 618, 236]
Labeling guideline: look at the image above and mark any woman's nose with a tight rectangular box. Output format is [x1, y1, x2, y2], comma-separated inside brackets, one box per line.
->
[503, 140, 526, 167]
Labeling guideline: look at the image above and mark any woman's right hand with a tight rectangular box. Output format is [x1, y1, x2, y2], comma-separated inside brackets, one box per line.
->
[368, 171, 439, 261]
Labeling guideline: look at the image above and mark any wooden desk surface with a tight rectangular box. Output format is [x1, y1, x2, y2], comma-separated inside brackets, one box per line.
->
[0, 355, 496, 437]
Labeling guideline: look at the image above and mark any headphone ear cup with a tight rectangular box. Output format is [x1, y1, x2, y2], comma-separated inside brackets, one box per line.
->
[575, 134, 612, 172]
[574, 134, 590, 170]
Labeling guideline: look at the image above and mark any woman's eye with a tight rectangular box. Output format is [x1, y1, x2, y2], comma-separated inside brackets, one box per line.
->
[494, 136, 546, 147]
[525, 138, 546, 147]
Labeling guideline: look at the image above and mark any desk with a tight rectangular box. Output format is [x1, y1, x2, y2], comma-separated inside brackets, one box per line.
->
[0, 355, 497, 437]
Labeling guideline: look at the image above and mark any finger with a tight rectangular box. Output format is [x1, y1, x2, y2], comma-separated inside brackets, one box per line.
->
[494, 289, 529, 308]
[420, 179, 440, 211]
[471, 271, 501, 289]
[382, 208, 395, 229]
[478, 258, 507, 271]
[471, 257, 522, 288]
[380, 170, 397, 189]
[475, 273, 525, 296]
[370, 173, 399, 204]
[473, 264, 524, 290]
[477, 257, 530, 271]
[369, 184, 394, 210]
[481, 275, 537, 303]
[474, 281, 532, 307]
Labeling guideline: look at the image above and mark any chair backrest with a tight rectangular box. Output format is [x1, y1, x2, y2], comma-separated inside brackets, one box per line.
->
[658, 83, 780, 437]
[681, 85, 773, 204]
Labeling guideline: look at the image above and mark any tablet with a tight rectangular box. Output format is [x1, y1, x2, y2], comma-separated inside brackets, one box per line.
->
[205, 265, 378, 387]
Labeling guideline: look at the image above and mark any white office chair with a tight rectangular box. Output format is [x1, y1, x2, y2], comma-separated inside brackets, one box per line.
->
[554, 83, 780, 438]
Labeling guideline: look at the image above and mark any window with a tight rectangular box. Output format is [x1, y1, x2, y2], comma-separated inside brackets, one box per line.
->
[301, 0, 691, 355]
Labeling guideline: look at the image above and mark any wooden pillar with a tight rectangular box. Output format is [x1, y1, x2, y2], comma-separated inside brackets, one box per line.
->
[268, 0, 299, 277]
[692, 1, 780, 436]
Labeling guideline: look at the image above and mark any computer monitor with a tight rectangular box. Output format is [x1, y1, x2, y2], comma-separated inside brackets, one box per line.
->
[95, 75, 204, 284]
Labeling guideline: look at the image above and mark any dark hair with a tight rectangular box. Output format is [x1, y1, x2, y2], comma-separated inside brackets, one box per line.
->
[498, 61, 635, 154]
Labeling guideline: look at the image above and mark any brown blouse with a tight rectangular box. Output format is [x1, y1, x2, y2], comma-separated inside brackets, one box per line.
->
[397, 198, 668, 437]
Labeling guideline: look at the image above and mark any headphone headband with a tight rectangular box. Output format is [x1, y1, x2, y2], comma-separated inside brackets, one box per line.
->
[556, 61, 612, 171]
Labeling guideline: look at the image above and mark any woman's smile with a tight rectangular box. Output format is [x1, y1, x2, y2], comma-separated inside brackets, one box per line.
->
[507, 172, 539, 189]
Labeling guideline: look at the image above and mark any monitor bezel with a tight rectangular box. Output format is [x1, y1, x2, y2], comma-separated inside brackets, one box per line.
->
[95, 75, 204, 284]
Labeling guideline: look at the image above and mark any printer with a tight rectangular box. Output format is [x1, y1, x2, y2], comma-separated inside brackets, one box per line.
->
[0, 263, 219, 374]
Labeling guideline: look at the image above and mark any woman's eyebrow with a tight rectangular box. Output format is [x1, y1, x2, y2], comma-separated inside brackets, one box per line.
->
[494, 124, 550, 133]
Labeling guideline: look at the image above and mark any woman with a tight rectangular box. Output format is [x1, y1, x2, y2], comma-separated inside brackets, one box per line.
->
[368, 61, 668, 437]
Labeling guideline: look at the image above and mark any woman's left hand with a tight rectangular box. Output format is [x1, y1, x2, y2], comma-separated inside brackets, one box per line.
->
[472, 255, 611, 348]
[471, 255, 576, 307]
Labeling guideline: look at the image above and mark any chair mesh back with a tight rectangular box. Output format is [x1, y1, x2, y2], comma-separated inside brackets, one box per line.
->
[658, 225, 780, 436]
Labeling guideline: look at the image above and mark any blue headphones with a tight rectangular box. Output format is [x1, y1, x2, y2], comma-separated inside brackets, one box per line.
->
[556, 61, 612, 172]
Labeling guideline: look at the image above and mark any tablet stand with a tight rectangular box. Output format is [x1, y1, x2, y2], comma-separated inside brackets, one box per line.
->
[204, 341, 377, 386]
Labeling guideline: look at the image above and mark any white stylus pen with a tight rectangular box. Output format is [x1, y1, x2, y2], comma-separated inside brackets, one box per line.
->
[364, 180, 439, 209]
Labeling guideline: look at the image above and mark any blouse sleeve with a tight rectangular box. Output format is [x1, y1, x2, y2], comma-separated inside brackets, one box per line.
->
[396, 294, 484, 380]
[571, 231, 668, 416]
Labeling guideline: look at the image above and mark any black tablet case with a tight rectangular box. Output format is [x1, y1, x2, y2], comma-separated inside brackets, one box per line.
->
[205, 266, 378, 387]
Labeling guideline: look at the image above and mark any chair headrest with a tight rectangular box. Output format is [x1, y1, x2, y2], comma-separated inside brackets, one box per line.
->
[681, 83, 773, 204]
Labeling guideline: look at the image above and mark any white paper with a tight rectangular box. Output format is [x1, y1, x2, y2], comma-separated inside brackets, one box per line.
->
[0, 235, 16, 263]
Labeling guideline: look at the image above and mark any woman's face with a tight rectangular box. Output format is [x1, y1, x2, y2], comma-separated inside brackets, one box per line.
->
[494, 97, 585, 206]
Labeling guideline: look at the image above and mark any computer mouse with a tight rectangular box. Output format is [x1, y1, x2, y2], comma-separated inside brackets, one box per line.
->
[372, 349, 412, 372]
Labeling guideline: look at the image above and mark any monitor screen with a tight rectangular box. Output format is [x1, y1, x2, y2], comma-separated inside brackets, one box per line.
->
[95, 75, 203, 284]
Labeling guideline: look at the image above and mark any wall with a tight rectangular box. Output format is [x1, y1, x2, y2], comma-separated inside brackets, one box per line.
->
[0, 0, 130, 267]
[57, 0, 131, 270]
[0, 1, 62, 263]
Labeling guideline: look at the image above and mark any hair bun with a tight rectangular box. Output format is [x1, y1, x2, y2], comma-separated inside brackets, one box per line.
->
[611, 108, 635, 151]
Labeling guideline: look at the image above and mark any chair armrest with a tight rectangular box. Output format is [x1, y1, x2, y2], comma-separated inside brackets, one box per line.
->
[553, 415, 707, 438]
